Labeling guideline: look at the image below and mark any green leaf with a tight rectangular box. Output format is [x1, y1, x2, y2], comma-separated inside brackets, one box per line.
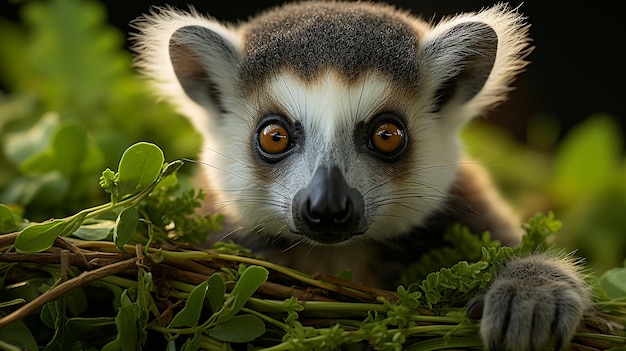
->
[114, 207, 138, 253]
[18, 0, 131, 113]
[14, 219, 65, 252]
[208, 314, 266, 343]
[58, 211, 88, 237]
[72, 219, 114, 240]
[105, 290, 140, 351]
[66, 316, 116, 329]
[117, 142, 164, 198]
[2, 171, 70, 209]
[218, 266, 268, 323]
[207, 273, 225, 313]
[180, 332, 202, 351]
[20, 122, 87, 177]
[2, 112, 59, 166]
[169, 280, 209, 328]
[598, 265, 626, 299]
[550, 115, 622, 204]
[0, 204, 20, 234]
[0, 317, 38, 351]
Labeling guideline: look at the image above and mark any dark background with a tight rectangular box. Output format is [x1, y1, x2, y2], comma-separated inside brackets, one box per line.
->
[2, 1, 623, 142]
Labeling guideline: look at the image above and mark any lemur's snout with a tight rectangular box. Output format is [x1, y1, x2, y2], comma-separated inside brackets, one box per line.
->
[293, 166, 366, 244]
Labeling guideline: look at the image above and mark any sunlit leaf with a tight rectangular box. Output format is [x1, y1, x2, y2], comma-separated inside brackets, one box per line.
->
[15, 219, 65, 252]
[117, 142, 164, 198]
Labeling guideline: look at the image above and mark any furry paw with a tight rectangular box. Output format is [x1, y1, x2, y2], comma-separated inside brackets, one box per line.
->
[478, 253, 591, 351]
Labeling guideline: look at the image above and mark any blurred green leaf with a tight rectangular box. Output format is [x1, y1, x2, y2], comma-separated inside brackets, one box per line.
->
[19, 0, 130, 114]
[550, 115, 623, 204]
[598, 264, 626, 299]
[3, 112, 59, 166]
[20, 122, 87, 177]
[0, 204, 20, 233]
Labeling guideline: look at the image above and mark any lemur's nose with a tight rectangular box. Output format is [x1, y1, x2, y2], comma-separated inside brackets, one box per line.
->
[294, 166, 366, 243]
[305, 166, 353, 227]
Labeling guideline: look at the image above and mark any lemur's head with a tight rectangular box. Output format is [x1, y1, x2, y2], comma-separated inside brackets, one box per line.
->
[133, 2, 530, 246]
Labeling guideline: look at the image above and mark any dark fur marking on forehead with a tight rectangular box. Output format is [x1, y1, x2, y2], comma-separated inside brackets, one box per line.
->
[240, 2, 419, 87]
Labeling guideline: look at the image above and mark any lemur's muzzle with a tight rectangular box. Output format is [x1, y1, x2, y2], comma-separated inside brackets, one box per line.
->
[293, 166, 366, 244]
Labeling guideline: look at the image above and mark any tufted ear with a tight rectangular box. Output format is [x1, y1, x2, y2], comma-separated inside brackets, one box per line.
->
[418, 4, 530, 119]
[132, 7, 242, 131]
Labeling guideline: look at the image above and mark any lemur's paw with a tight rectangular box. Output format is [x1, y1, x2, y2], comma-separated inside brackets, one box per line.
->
[478, 254, 591, 351]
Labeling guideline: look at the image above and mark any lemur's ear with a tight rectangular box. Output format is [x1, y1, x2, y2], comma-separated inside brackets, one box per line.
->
[169, 25, 241, 113]
[132, 8, 241, 129]
[418, 4, 530, 118]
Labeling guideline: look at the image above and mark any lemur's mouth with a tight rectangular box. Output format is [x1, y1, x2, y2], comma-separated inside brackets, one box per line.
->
[292, 165, 367, 243]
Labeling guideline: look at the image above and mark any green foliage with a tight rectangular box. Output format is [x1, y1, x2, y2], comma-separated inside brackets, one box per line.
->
[398, 225, 501, 286]
[0, 0, 201, 221]
[1, 143, 625, 350]
[463, 114, 626, 273]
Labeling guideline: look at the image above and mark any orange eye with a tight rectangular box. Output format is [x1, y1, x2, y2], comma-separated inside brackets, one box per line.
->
[371, 122, 404, 154]
[258, 123, 290, 154]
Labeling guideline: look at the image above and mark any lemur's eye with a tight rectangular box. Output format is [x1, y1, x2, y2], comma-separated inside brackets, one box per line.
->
[255, 115, 300, 163]
[259, 123, 290, 154]
[371, 122, 404, 154]
[357, 113, 407, 162]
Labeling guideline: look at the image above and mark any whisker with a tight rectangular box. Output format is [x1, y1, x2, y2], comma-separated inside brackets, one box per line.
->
[281, 238, 306, 253]
[184, 158, 291, 201]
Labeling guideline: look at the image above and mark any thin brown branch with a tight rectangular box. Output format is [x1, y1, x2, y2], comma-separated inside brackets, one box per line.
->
[313, 272, 398, 302]
[0, 257, 138, 329]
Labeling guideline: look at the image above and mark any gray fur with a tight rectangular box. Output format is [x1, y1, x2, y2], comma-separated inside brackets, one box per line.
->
[478, 254, 592, 351]
[239, 2, 419, 87]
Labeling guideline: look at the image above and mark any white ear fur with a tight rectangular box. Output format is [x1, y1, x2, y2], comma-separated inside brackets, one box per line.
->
[419, 3, 531, 120]
[131, 7, 242, 132]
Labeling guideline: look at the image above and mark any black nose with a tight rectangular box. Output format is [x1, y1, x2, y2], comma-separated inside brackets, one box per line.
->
[293, 166, 365, 243]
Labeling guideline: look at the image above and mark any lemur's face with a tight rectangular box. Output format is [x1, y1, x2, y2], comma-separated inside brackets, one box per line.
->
[133, 2, 528, 246]
[217, 71, 459, 245]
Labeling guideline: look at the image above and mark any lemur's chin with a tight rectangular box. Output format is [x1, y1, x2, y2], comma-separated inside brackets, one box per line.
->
[299, 230, 366, 245]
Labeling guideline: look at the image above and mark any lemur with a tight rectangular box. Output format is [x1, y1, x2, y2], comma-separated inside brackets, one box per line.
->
[132, 2, 592, 350]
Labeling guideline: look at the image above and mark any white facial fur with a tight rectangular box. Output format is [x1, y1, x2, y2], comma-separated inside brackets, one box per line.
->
[208, 71, 463, 246]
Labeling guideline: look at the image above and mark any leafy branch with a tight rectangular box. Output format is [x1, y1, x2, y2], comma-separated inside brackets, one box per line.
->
[0, 143, 624, 350]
